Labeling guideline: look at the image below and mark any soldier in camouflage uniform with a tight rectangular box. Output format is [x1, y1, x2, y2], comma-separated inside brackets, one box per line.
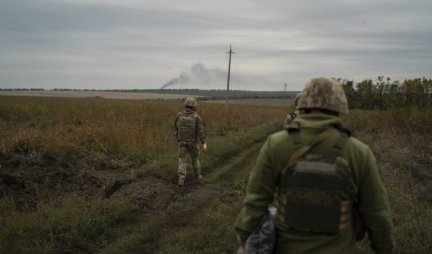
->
[235, 78, 395, 253]
[174, 97, 207, 187]
[283, 92, 302, 129]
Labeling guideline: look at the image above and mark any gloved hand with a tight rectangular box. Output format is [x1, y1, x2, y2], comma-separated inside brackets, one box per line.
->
[200, 143, 208, 153]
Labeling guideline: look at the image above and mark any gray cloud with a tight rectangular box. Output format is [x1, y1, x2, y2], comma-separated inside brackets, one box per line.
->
[0, 0, 431, 90]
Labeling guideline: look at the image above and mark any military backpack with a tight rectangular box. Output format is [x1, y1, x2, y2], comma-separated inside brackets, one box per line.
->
[276, 126, 355, 235]
[176, 111, 199, 142]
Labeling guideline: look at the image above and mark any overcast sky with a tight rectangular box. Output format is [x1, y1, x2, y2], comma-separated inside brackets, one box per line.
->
[1, 0, 431, 91]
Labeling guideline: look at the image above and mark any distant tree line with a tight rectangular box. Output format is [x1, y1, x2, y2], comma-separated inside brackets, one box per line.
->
[0, 88, 45, 91]
[52, 88, 99, 91]
[338, 76, 432, 109]
[0, 87, 300, 99]
[2, 76, 431, 109]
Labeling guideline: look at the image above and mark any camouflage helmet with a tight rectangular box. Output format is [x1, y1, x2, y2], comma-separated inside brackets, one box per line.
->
[184, 97, 198, 108]
[297, 78, 348, 115]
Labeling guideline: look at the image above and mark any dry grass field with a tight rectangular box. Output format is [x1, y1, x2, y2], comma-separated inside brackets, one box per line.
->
[0, 95, 290, 253]
[206, 98, 293, 107]
[1, 95, 431, 253]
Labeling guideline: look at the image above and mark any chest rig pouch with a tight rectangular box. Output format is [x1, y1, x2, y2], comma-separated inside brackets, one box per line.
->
[277, 127, 354, 234]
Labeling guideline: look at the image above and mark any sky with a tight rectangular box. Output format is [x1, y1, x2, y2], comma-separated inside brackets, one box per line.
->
[0, 0, 431, 91]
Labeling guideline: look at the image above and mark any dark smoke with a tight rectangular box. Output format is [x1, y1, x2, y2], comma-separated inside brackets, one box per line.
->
[160, 72, 190, 89]
[160, 62, 273, 90]
[160, 63, 225, 89]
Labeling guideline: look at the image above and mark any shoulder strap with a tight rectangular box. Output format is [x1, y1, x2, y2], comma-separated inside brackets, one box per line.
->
[279, 127, 337, 182]
[287, 127, 337, 167]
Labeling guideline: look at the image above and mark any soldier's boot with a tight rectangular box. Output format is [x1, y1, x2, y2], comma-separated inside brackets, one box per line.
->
[176, 177, 185, 199]
[178, 177, 185, 188]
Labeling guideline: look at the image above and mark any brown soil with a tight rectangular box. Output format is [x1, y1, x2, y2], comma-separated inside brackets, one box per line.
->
[109, 179, 177, 212]
[0, 147, 245, 218]
[0, 150, 175, 213]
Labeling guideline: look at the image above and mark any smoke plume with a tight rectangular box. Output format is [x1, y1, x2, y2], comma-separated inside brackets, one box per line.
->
[160, 62, 273, 90]
[160, 63, 225, 89]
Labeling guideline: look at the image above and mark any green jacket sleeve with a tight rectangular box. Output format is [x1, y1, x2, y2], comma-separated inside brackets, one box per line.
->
[354, 144, 395, 253]
[234, 136, 278, 243]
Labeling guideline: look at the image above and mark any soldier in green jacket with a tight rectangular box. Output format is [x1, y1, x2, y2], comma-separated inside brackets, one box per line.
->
[235, 78, 395, 254]
[174, 97, 207, 188]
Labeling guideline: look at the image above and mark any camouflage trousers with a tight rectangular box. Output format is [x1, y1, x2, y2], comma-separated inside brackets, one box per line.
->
[178, 142, 201, 185]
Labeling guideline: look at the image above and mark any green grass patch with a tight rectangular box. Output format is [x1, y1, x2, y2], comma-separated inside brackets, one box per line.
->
[156, 201, 241, 254]
[0, 197, 139, 254]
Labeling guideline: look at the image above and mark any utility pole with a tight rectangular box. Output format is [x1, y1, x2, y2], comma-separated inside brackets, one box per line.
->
[225, 45, 235, 125]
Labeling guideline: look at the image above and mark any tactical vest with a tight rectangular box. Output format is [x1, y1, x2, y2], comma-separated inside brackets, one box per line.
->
[176, 112, 198, 142]
[276, 127, 354, 234]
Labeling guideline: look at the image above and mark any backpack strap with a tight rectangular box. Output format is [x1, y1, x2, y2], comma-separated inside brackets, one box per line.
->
[282, 127, 338, 174]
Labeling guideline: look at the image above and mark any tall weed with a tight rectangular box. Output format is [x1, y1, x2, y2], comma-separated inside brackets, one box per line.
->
[345, 108, 432, 253]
